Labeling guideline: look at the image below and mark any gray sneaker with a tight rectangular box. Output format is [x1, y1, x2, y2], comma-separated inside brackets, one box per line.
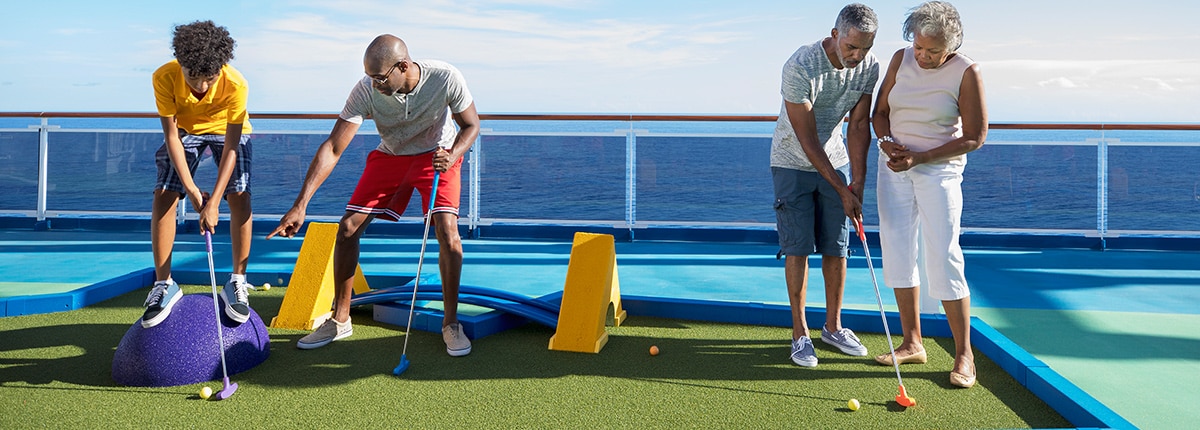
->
[790, 336, 818, 367]
[442, 322, 472, 357]
[821, 325, 869, 356]
[297, 317, 353, 350]
[141, 280, 182, 328]
[220, 278, 252, 324]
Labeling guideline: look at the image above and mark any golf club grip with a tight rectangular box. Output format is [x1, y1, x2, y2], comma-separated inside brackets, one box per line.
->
[429, 171, 440, 213]
[204, 231, 212, 252]
[848, 186, 866, 242]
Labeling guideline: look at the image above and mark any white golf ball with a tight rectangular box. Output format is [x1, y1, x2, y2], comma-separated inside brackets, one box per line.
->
[261, 283, 271, 291]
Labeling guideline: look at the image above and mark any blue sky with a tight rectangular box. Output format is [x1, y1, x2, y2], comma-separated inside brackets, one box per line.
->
[1, 0, 1197, 122]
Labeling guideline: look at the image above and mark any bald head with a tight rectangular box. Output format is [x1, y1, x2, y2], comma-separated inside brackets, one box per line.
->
[365, 34, 409, 70]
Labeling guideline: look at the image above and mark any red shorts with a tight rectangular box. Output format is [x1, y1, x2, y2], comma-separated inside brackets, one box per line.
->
[346, 150, 461, 221]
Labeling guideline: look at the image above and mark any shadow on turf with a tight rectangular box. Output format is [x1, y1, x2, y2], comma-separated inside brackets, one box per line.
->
[0, 323, 143, 387]
[0, 383, 181, 397]
[623, 376, 844, 403]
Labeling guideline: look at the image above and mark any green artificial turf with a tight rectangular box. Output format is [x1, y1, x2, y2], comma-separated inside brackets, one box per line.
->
[1, 285, 1071, 429]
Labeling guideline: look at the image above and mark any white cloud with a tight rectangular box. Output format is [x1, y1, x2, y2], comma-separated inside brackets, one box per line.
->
[4, 0, 1198, 120]
[980, 58, 1200, 122]
[228, 1, 778, 112]
[1142, 78, 1176, 91]
[1038, 77, 1080, 88]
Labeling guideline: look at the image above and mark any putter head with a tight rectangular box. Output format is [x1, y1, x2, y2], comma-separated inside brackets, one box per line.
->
[214, 377, 238, 400]
[392, 355, 410, 376]
[896, 385, 916, 407]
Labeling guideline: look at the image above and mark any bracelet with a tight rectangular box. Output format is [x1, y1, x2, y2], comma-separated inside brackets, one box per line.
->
[877, 135, 893, 152]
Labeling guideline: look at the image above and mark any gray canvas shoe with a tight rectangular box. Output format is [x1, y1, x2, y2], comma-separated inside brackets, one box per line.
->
[790, 336, 818, 367]
[297, 317, 353, 350]
[442, 322, 472, 357]
[821, 325, 869, 356]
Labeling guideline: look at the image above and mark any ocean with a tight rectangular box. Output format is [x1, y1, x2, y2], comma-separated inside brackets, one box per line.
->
[1, 117, 1198, 233]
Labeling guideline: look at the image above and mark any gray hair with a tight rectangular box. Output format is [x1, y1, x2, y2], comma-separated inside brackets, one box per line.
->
[835, 3, 878, 35]
[903, 1, 963, 52]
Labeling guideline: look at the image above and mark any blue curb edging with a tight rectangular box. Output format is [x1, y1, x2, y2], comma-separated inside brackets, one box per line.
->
[2, 268, 154, 317]
[5, 215, 1199, 252]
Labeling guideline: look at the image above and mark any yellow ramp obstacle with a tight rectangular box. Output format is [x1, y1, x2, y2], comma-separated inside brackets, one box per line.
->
[549, 232, 627, 353]
[270, 222, 370, 330]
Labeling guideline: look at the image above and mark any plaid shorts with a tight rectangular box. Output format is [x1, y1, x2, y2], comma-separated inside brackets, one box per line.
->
[154, 130, 252, 197]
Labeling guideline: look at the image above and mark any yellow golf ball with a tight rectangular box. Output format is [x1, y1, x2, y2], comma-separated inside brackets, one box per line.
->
[199, 386, 212, 400]
[261, 283, 271, 291]
[848, 398, 860, 411]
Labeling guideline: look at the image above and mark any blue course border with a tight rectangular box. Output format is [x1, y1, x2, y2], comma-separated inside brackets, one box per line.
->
[1, 268, 154, 317]
[3, 267, 1133, 429]
[4, 215, 1198, 251]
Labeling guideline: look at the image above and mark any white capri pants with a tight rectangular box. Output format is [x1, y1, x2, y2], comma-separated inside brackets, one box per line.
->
[875, 155, 971, 301]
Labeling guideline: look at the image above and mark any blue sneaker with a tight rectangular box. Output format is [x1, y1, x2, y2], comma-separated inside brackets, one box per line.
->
[821, 325, 869, 356]
[790, 336, 818, 367]
[220, 278, 251, 324]
[141, 280, 181, 328]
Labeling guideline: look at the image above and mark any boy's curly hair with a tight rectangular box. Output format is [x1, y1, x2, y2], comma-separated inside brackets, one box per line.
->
[172, 20, 236, 77]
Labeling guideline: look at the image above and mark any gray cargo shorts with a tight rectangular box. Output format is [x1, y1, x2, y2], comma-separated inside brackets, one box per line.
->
[772, 165, 850, 258]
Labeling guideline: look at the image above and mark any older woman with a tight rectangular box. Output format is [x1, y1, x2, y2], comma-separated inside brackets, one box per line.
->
[871, 1, 987, 388]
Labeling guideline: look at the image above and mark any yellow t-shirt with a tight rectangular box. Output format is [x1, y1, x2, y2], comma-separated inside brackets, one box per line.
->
[152, 60, 252, 135]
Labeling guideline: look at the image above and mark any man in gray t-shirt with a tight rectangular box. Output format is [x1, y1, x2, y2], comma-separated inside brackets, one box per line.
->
[770, 3, 878, 368]
[270, 34, 481, 358]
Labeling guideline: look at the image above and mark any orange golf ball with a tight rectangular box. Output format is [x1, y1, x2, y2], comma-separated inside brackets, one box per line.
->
[649, 345, 659, 356]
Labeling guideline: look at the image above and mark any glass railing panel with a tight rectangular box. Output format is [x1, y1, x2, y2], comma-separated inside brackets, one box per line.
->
[378, 142, 476, 221]
[0, 129, 40, 212]
[44, 130, 162, 213]
[7, 113, 1199, 235]
[634, 135, 775, 224]
[476, 133, 625, 221]
[961, 134, 1100, 230]
[1106, 130, 1200, 232]
[247, 132, 382, 217]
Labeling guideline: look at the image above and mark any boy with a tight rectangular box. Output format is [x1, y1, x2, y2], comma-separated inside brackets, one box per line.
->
[141, 20, 254, 328]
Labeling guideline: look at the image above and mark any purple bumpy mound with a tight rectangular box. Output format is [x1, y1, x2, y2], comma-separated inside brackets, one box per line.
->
[112, 294, 270, 387]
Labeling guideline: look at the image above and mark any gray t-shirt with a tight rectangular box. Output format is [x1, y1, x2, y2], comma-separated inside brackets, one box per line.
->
[340, 60, 474, 156]
[770, 40, 878, 171]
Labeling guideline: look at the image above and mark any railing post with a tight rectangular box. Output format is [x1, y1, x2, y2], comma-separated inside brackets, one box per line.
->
[177, 195, 188, 225]
[469, 134, 481, 238]
[625, 129, 637, 238]
[1096, 132, 1109, 249]
[32, 118, 59, 230]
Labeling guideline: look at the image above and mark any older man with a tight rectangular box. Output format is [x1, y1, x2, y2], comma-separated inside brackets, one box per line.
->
[770, 3, 879, 367]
